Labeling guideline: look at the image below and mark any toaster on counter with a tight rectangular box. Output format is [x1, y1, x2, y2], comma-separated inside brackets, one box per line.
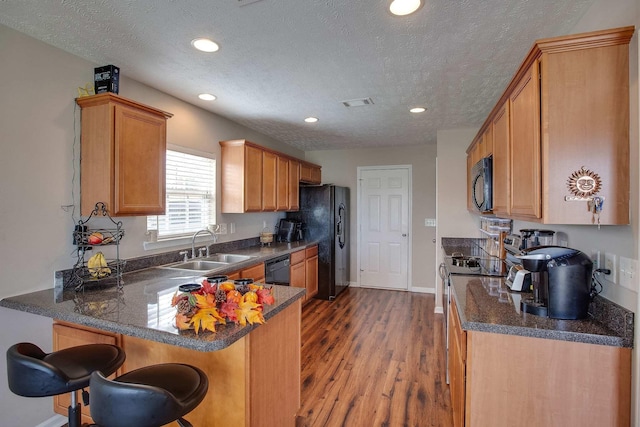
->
[506, 265, 532, 292]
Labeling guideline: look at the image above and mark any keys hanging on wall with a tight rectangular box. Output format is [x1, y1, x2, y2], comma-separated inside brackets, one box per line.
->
[589, 196, 604, 229]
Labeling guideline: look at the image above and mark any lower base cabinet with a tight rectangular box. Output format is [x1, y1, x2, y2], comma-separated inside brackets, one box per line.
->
[290, 245, 318, 304]
[53, 299, 301, 427]
[448, 297, 632, 426]
[52, 323, 122, 425]
[305, 246, 318, 300]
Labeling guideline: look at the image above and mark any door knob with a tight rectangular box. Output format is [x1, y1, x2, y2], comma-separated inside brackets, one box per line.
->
[402, 234, 407, 237]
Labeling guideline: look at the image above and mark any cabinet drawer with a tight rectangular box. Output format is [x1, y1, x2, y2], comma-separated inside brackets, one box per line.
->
[305, 245, 318, 258]
[290, 249, 305, 265]
[241, 263, 265, 281]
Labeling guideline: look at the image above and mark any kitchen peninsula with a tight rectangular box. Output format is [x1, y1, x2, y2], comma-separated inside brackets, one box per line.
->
[0, 246, 308, 427]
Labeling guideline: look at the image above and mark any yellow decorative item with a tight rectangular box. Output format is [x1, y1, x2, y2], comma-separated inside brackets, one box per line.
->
[77, 83, 95, 98]
[172, 279, 274, 334]
[87, 252, 111, 278]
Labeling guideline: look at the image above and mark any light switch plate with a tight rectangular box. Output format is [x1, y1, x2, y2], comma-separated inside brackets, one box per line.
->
[424, 218, 436, 227]
[619, 256, 638, 291]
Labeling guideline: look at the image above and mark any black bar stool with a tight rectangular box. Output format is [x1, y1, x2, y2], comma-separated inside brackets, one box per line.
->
[89, 363, 209, 427]
[6, 342, 125, 427]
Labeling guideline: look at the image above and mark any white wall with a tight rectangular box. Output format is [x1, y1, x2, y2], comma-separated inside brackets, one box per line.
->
[0, 24, 301, 426]
[306, 145, 437, 291]
[434, 128, 481, 311]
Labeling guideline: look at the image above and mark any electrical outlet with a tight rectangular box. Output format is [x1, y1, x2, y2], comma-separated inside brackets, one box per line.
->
[604, 252, 617, 284]
[230, 223, 236, 234]
[263, 220, 267, 229]
[619, 256, 638, 291]
[218, 223, 227, 234]
[590, 250, 601, 269]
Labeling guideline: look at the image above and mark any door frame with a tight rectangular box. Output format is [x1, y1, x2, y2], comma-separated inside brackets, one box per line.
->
[356, 165, 413, 291]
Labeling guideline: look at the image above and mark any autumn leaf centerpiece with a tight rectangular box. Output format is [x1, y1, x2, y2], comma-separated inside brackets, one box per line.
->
[172, 278, 275, 334]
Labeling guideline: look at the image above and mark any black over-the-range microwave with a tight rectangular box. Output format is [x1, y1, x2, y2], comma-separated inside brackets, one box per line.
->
[470, 156, 493, 213]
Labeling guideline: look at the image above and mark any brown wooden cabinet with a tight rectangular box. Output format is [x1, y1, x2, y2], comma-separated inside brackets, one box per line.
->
[300, 162, 322, 184]
[289, 246, 318, 304]
[54, 301, 302, 427]
[220, 140, 319, 213]
[290, 249, 306, 301]
[276, 156, 290, 211]
[448, 293, 631, 426]
[288, 159, 300, 211]
[467, 26, 634, 224]
[509, 60, 541, 219]
[262, 151, 278, 211]
[52, 322, 121, 424]
[240, 262, 265, 283]
[305, 246, 319, 300]
[447, 298, 466, 427]
[220, 140, 263, 213]
[76, 93, 172, 216]
[491, 102, 510, 216]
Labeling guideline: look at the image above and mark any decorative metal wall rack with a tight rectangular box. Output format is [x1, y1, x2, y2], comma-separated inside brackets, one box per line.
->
[72, 202, 125, 291]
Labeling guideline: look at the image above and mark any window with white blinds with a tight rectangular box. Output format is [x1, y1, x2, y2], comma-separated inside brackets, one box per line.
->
[147, 149, 216, 238]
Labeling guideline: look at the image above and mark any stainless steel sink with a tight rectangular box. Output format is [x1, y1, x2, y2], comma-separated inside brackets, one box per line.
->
[161, 260, 230, 271]
[205, 253, 255, 263]
[160, 253, 255, 273]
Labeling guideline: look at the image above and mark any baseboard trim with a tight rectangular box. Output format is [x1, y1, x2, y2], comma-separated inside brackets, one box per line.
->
[410, 286, 435, 294]
[35, 414, 66, 427]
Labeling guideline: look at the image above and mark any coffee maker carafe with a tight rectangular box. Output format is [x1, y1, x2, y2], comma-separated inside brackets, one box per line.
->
[519, 229, 555, 250]
[517, 246, 593, 319]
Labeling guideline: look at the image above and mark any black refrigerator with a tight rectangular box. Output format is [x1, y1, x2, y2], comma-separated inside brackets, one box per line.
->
[287, 185, 349, 300]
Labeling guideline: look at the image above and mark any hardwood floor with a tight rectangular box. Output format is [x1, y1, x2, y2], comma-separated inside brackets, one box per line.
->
[297, 287, 453, 427]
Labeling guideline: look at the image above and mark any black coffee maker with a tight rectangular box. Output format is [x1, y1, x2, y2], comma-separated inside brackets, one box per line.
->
[517, 246, 593, 319]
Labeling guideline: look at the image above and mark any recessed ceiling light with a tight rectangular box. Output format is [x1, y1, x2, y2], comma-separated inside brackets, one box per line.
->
[304, 117, 319, 123]
[191, 38, 219, 52]
[410, 107, 427, 113]
[198, 93, 217, 101]
[389, 0, 422, 16]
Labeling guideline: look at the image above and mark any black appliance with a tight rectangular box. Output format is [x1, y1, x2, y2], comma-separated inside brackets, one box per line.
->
[518, 246, 593, 319]
[265, 254, 290, 285]
[470, 156, 493, 213]
[276, 218, 303, 243]
[287, 185, 349, 300]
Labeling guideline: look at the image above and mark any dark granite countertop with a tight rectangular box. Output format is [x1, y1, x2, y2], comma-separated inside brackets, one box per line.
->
[450, 275, 634, 348]
[0, 242, 315, 352]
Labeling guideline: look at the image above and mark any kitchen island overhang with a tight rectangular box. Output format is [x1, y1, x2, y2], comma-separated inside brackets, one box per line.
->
[1, 274, 305, 352]
[1, 270, 306, 427]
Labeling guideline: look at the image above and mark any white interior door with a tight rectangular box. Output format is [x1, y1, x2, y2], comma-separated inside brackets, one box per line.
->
[359, 166, 410, 290]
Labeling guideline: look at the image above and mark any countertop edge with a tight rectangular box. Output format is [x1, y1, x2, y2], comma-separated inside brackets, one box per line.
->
[1, 284, 306, 353]
[450, 276, 633, 348]
[460, 319, 628, 348]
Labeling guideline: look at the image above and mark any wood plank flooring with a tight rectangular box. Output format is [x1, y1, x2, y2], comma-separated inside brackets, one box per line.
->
[296, 287, 453, 427]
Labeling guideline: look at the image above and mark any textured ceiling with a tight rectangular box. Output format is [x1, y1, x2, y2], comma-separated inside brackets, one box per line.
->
[0, 0, 596, 150]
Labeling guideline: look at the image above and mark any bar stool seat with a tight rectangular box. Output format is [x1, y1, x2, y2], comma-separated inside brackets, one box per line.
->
[90, 363, 209, 427]
[6, 342, 125, 427]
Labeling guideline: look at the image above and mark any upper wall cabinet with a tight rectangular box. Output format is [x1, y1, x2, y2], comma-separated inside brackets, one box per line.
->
[76, 93, 173, 217]
[468, 26, 634, 225]
[300, 162, 321, 184]
[220, 140, 319, 213]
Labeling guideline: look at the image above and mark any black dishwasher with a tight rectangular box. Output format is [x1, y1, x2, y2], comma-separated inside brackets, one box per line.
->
[265, 254, 290, 285]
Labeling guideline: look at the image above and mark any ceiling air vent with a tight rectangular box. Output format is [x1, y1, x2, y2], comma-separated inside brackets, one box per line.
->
[342, 98, 374, 108]
[237, 0, 264, 6]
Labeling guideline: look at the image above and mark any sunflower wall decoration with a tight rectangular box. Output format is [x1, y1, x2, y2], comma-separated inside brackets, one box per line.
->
[565, 166, 602, 200]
